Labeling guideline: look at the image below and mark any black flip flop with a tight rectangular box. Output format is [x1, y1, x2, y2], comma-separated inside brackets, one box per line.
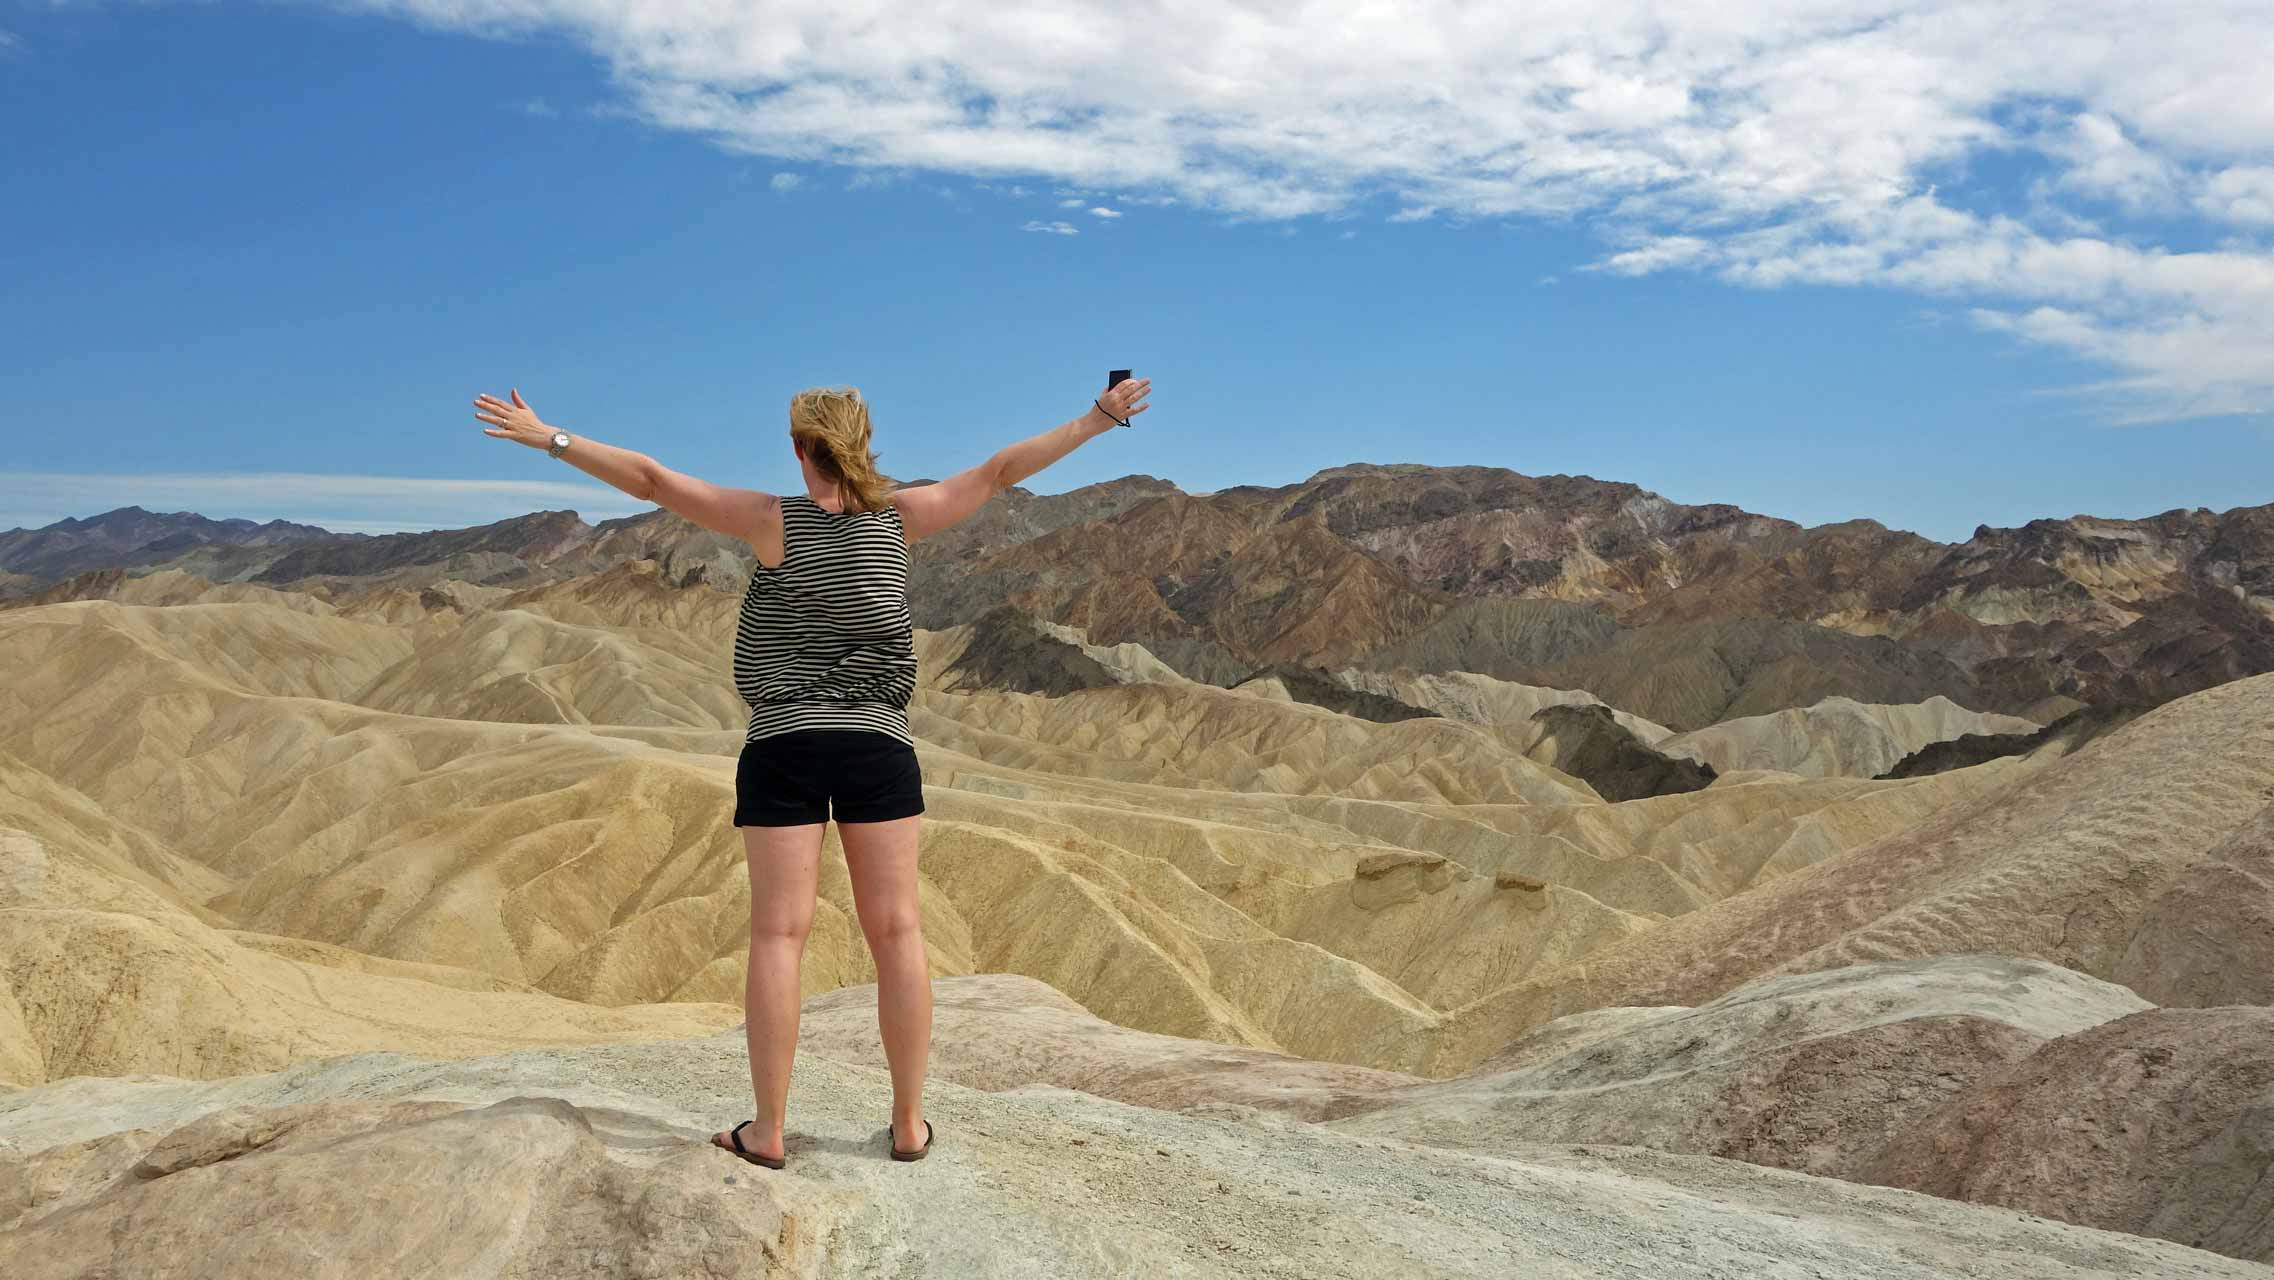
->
[715, 1119, 786, 1170]
[887, 1118, 933, 1161]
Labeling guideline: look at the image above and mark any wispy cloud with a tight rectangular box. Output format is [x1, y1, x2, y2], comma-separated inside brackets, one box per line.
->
[769, 171, 803, 192]
[1088, 206, 1121, 219]
[0, 471, 651, 535]
[301, 1, 2274, 421]
[515, 96, 556, 117]
[1058, 197, 1084, 208]
[1021, 219, 1079, 236]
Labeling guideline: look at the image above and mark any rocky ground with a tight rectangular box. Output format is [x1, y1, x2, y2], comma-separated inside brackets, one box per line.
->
[5, 1022, 2267, 1279]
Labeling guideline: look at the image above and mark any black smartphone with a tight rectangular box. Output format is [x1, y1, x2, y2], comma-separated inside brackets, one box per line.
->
[1107, 369, 1132, 391]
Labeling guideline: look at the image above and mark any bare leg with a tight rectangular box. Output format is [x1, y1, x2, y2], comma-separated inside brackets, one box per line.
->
[714, 821, 824, 1162]
[837, 812, 930, 1150]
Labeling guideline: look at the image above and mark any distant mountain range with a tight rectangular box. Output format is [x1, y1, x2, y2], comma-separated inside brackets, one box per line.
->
[6, 466, 2268, 726]
[0, 505, 345, 579]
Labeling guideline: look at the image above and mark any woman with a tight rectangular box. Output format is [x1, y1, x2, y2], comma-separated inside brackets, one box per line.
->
[473, 375, 1153, 1169]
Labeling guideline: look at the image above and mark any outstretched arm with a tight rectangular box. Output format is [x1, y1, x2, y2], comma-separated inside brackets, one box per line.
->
[473, 389, 774, 542]
[895, 376, 1152, 543]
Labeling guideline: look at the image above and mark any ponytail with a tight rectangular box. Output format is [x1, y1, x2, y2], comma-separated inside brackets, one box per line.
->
[787, 386, 892, 513]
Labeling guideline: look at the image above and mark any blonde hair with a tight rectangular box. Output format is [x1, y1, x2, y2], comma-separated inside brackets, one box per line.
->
[788, 386, 892, 513]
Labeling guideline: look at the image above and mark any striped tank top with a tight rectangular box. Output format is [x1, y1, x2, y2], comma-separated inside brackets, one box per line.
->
[733, 493, 919, 746]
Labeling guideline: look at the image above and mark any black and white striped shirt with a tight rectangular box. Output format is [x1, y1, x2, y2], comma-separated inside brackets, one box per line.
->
[733, 493, 919, 746]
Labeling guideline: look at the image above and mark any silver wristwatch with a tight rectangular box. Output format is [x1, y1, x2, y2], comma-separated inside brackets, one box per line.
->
[547, 430, 572, 459]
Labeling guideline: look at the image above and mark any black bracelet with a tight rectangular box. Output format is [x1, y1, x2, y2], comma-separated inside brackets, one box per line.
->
[1094, 398, 1131, 428]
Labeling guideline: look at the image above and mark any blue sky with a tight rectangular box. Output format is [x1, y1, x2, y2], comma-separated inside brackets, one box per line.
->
[3, 2, 2269, 543]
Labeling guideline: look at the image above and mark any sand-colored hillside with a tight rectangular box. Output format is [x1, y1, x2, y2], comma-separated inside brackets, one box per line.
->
[1657, 695, 2040, 778]
[1335, 666, 1675, 741]
[0, 597, 2028, 1080]
[0, 825, 739, 1087]
[1423, 672, 2274, 1073]
[2, 566, 342, 615]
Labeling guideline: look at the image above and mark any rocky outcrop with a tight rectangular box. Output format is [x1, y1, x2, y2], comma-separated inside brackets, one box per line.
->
[1878, 703, 2143, 778]
[1229, 662, 1441, 722]
[1521, 703, 1716, 800]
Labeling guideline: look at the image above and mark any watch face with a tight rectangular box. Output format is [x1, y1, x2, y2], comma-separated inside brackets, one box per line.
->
[552, 432, 569, 448]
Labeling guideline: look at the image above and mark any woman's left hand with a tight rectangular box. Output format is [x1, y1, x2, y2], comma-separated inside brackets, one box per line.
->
[473, 389, 552, 448]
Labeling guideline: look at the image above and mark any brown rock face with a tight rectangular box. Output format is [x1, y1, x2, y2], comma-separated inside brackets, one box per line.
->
[1861, 1007, 2274, 1264]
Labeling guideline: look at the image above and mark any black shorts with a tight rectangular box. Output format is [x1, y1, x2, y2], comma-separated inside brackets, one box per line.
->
[734, 729, 926, 827]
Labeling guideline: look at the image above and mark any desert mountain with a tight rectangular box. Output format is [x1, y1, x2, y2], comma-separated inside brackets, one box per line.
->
[0, 505, 341, 580]
[11, 467, 2267, 720]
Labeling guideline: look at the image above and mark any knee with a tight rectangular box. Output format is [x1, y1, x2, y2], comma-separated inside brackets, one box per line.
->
[861, 908, 922, 953]
[750, 914, 812, 950]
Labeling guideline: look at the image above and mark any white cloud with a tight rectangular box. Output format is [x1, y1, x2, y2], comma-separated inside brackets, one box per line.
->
[0, 471, 650, 535]
[1088, 206, 1121, 218]
[2046, 113, 2178, 213]
[769, 171, 803, 191]
[1058, 197, 1084, 208]
[1021, 219, 1079, 236]
[2199, 167, 2274, 227]
[311, 0, 2274, 421]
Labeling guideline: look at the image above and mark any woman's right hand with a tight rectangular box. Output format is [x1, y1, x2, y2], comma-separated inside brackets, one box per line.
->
[1098, 375, 1152, 426]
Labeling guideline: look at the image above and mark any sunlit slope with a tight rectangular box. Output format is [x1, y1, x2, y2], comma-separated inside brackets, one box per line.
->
[0, 820, 740, 1087]
[1335, 666, 1675, 741]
